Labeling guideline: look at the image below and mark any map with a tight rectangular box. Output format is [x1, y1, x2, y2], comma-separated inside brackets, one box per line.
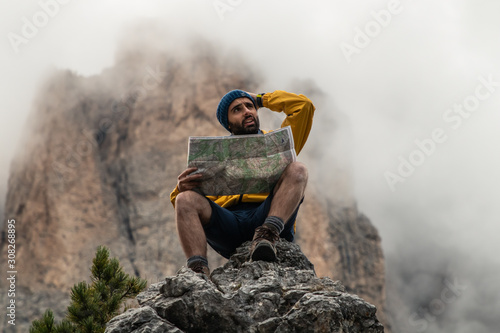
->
[187, 126, 296, 196]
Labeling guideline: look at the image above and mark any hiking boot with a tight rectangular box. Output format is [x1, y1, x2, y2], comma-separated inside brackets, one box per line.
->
[250, 224, 280, 262]
[187, 261, 210, 276]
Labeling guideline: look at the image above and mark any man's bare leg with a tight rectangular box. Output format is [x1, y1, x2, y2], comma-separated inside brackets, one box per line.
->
[268, 162, 308, 221]
[251, 162, 308, 261]
[175, 190, 212, 272]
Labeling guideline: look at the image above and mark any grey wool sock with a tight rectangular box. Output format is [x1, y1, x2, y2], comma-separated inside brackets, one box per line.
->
[187, 255, 209, 268]
[263, 216, 285, 234]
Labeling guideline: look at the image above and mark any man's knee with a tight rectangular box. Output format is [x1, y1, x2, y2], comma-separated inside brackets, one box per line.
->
[175, 190, 212, 223]
[176, 190, 206, 211]
[284, 162, 308, 184]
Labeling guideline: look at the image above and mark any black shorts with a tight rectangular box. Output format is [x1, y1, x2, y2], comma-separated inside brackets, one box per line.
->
[203, 193, 303, 259]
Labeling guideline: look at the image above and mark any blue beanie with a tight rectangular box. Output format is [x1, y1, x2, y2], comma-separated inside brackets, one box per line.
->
[216, 90, 256, 132]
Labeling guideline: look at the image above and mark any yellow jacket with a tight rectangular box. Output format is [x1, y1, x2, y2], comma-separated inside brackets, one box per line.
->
[170, 90, 315, 208]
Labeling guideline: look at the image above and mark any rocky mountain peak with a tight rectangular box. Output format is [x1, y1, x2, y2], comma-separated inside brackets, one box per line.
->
[106, 240, 384, 333]
[0, 32, 387, 331]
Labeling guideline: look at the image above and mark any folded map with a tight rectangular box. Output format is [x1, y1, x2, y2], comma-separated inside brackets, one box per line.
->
[187, 126, 296, 196]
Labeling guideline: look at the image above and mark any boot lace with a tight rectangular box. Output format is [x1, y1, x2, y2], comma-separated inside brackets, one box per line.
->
[253, 225, 279, 243]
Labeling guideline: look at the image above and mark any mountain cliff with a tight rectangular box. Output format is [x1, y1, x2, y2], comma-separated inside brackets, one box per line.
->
[0, 31, 387, 332]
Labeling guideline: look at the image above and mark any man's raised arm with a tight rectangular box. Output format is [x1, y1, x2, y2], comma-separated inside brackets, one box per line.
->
[261, 90, 315, 155]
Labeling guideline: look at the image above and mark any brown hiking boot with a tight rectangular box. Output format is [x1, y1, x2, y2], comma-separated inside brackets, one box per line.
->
[250, 224, 280, 262]
[188, 261, 210, 276]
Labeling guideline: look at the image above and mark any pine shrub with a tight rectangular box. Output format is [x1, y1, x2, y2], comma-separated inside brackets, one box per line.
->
[30, 246, 147, 333]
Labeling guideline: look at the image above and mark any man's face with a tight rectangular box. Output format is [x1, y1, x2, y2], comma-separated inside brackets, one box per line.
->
[227, 97, 260, 135]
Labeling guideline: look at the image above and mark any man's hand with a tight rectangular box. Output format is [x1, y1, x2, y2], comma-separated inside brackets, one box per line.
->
[245, 92, 259, 108]
[177, 167, 203, 192]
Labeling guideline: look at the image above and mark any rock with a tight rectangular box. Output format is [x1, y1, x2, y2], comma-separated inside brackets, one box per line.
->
[106, 307, 182, 333]
[105, 240, 384, 333]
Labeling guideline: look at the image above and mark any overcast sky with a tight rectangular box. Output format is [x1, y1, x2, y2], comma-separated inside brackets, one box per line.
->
[1, 1, 499, 332]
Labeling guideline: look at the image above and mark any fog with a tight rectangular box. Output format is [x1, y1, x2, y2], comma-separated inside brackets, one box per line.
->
[1, 1, 499, 331]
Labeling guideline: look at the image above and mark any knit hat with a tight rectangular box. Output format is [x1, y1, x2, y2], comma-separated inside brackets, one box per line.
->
[216, 90, 256, 132]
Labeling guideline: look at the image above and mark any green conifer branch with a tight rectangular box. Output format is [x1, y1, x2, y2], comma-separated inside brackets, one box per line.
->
[29, 246, 147, 333]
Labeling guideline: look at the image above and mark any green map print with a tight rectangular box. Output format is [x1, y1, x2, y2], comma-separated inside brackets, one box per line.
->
[187, 126, 296, 196]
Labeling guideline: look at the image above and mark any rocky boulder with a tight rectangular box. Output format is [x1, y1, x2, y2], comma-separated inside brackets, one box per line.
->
[105, 240, 384, 333]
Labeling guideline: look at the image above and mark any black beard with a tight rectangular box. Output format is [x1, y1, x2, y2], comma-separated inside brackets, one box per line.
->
[229, 116, 260, 135]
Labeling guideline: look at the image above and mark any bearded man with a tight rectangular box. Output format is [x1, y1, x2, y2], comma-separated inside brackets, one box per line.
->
[170, 90, 315, 275]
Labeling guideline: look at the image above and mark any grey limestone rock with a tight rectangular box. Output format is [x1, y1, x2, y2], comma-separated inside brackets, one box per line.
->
[105, 240, 384, 333]
[106, 306, 182, 333]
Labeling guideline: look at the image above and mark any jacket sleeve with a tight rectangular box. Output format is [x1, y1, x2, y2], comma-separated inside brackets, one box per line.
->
[170, 185, 180, 208]
[262, 90, 315, 155]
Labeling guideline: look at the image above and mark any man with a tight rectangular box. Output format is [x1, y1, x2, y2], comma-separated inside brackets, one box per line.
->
[170, 90, 315, 275]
